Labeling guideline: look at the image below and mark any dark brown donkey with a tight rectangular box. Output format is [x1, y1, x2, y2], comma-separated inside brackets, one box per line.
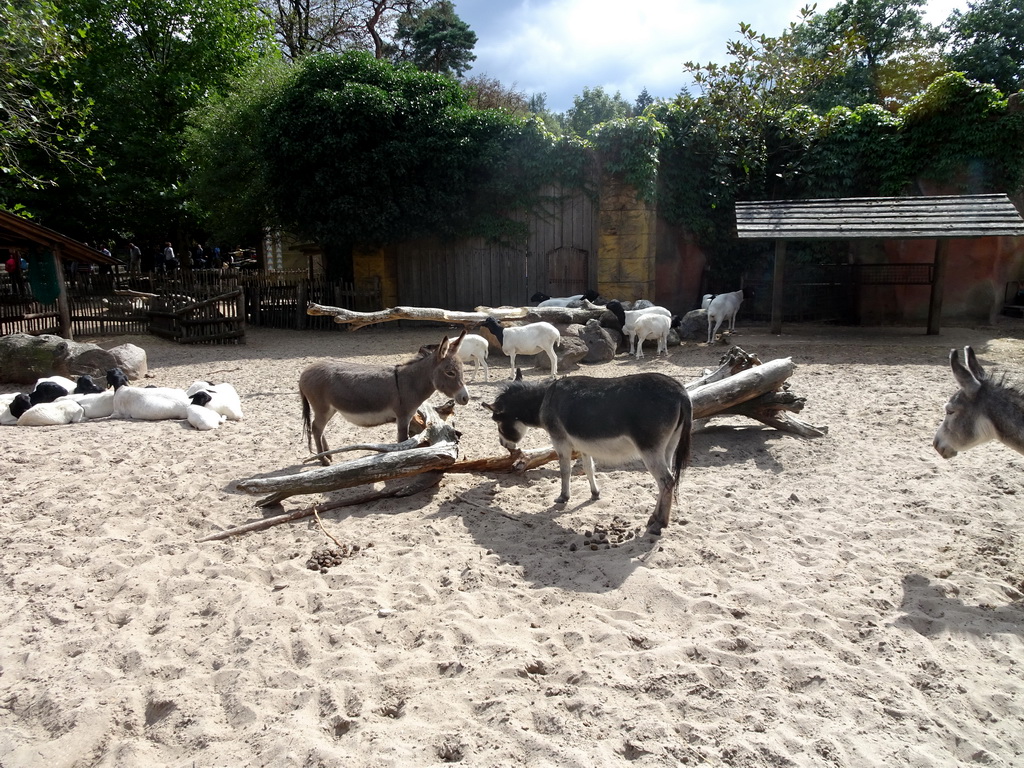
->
[300, 330, 469, 464]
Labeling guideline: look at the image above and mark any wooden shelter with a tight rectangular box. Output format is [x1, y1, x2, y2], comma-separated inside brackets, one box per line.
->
[1, 209, 118, 339]
[735, 194, 1024, 334]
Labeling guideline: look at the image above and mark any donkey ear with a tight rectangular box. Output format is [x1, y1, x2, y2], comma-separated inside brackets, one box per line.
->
[481, 401, 495, 413]
[448, 328, 466, 353]
[436, 335, 451, 359]
[514, 367, 523, 381]
[950, 348, 982, 397]
[964, 345, 986, 381]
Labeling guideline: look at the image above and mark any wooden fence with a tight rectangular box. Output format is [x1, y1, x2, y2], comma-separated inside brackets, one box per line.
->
[0, 270, 382, 341]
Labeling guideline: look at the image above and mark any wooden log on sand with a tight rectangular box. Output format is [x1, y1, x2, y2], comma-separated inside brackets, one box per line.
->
[306, 302, 607, 330]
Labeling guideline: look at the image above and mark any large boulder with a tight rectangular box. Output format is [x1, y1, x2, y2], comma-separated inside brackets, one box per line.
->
[565, 319, 618, 364]
[105, 343, 148, 380]
[675, 309, 711, 341]
[517, 334, 588, 373]
[0, 333, 148, 384]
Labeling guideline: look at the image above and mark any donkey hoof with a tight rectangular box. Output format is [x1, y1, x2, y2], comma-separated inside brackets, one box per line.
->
[646, 517, 663, 536]
[554, 494, 569, 505]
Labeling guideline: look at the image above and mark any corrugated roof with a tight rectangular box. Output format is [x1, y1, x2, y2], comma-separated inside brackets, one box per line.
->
[0, 209, 119, 265]
[735, 194, 1024, 240]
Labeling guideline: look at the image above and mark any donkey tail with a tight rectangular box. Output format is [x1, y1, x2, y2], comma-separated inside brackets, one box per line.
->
[301, 393, 313, 451]
[672, 395, 693, 499]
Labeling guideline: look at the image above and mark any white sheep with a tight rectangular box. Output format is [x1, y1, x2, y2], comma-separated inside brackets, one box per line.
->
[57, 390, 115, 419]
[451, 333, 490, 381]
[187, 382, 242, 420]
[17, 400, 85, 426]
[707, 288, 755, 344]
[481, 317, 561, 378]
[532, 289, 600, 308]
[187, 403, 226, 431]
[112, 386, 190, 420]
[605, 300, 672, 355]
[633, 313, 674, 359]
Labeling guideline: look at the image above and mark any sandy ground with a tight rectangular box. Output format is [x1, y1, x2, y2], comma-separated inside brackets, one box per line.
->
[1, 317, 1023, 768]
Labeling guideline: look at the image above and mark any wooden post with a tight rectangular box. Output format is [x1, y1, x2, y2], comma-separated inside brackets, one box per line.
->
[927, 239, 950, 335]
[51, 244, 73, 339]
[771, 239, 787, 335]
[295, 282, 307, 330]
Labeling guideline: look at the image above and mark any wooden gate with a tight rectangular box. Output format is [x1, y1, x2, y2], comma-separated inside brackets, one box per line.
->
[530, 245, 590, 299]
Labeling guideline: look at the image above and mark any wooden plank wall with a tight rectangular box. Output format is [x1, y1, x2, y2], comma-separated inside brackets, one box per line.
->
[394, 185, 597, 310]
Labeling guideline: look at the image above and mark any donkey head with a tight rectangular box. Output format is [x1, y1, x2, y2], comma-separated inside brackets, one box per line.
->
[432, 329, 470, 405]
[933, 346, 999, 458]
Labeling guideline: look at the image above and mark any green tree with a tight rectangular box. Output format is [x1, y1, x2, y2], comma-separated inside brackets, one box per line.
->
[393, 0, 475, 77]
[633, 87, 655, 115]
[944, 0, 1024, 95]
[564, 86, 632, 136]
[655, 10, 853, 278]
[249, 51, 579, 279]
[184, 58, 294, 246]
[795, 0, 944, 110]
[0, 0, 94, 195]
[21, 0, 273, 243]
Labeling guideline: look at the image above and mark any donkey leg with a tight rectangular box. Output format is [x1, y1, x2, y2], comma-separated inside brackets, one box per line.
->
[552, 440, 574, 504]
[581, 454, 600, 499]
[311, 411, 335, 465]
[641, 452, 676, 534]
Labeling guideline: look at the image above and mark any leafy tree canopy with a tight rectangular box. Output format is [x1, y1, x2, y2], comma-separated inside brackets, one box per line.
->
[17, 0, 274, 243]
[564, 86, 632, 136]
[393, 0, 476, 77]
[794, 0, 945, 110]
[0, 0, 95, 196]
[234, 51, 586, 273]
[944, 0, 1024, 95]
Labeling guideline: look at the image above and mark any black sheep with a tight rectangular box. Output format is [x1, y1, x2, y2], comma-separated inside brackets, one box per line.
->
[29, 381, 70, 406]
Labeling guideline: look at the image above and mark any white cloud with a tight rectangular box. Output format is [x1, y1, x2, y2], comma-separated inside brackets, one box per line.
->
[457, 0, 969, 113]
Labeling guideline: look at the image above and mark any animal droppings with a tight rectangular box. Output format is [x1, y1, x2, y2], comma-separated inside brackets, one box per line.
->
[306, 544, 362, 572]
[570, 516, 641, 551]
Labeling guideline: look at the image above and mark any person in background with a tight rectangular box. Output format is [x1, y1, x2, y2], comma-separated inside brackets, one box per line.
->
[163, 242, 178, 273]
[128, 242, 142, 274]
[99, 243, 113, 275]
[5, 250, 28, 296]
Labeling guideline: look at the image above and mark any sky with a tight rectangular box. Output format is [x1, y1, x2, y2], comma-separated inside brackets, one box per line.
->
[452, 0, 971, 114]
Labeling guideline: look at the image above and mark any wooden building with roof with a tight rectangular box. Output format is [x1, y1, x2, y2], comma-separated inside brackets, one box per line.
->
[735, 194, 1024, 334]
[1, 209, 119, 339]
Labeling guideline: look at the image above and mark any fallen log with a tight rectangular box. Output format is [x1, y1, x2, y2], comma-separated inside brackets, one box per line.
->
[446, 445, 568, 473]
[686, 346, 763, 390]
[689, 357, 795, 419]
[306, 302, 607, 330]
[239, 441, 459, 507]
[714, 391, 828, 437]
[198, 472, 444, 542]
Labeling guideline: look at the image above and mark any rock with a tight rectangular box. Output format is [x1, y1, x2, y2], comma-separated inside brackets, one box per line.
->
[67, 347, 119, 380]
[518, 335, 588, 372]
[0, 333, 150, 384]
[675, 309, 711, 341]
[106, 343, 148, 380]
[579, 319, 617, 363]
